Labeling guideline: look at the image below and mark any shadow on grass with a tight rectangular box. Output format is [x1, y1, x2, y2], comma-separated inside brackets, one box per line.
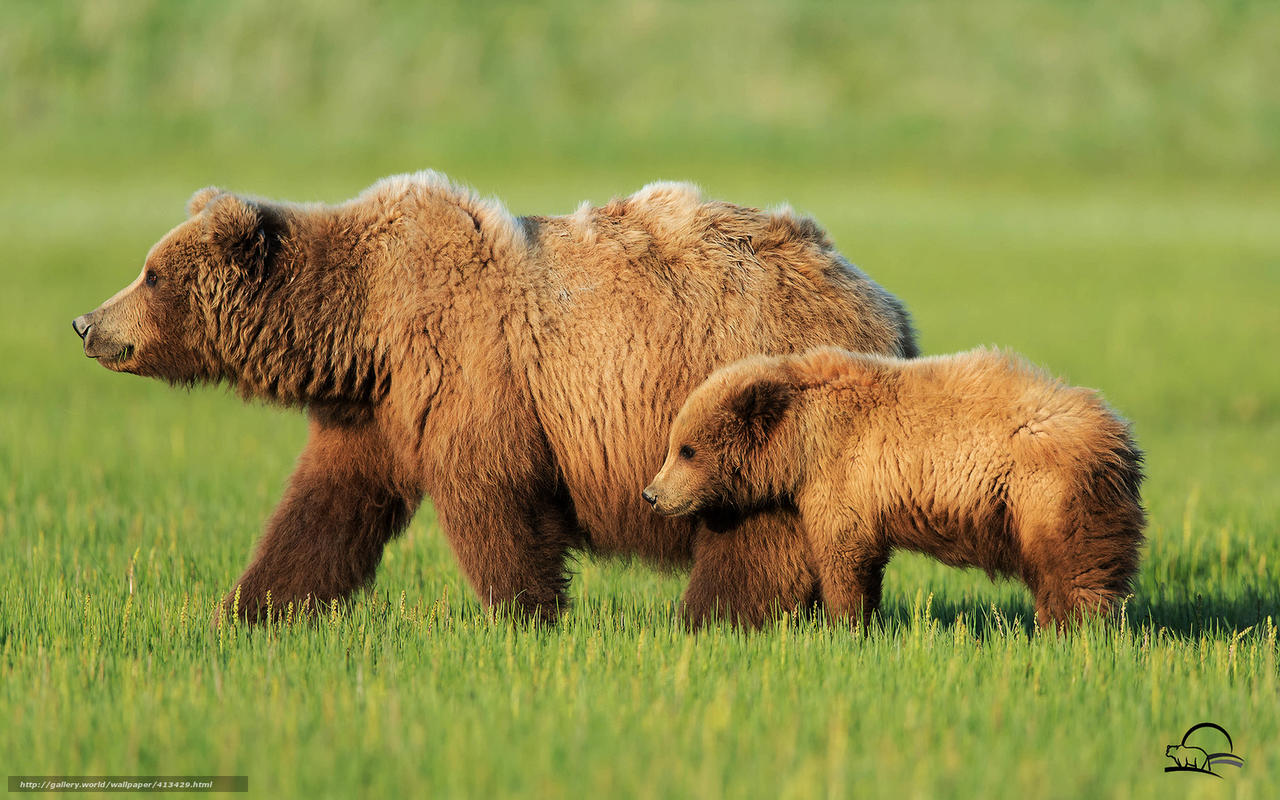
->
[1128, 589, 1279, 637]
[869, 587, 1279, 640]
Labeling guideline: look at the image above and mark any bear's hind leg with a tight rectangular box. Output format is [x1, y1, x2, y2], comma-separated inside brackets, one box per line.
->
[434, 483, 584, 624]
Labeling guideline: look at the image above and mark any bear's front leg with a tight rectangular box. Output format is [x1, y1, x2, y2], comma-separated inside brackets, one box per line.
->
[221, 414, 419, 623]
[681, 508, 819, 629]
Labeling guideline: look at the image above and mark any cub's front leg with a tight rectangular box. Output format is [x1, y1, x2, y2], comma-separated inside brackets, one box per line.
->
[805, 506, 889, 629]
[680, 507, 820, 629]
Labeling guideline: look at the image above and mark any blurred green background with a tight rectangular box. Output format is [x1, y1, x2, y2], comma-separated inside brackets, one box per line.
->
[2, 1, 1278, 797]
[5, 0, 1279, 181]
[4, 0, 1279, 242]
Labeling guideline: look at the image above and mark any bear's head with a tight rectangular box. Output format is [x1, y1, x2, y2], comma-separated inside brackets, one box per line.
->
[643, 356, 796, 518]
[72, 188, 285, 385]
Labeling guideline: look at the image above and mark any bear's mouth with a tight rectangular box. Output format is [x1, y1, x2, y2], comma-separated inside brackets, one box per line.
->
[96, 344, 134, 367]
[651, 500, 694, 517]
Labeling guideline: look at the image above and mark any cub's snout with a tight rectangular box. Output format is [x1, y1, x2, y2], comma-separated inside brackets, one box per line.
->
[641, 472, 694, 517]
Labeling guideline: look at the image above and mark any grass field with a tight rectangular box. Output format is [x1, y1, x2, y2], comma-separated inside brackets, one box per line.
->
[2, 2, 1278, 798]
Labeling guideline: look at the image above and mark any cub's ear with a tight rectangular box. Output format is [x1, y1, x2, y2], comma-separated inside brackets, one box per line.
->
[728, 377, 794, 440]
[187, 186, 224, 216]
[203, 193, 285, 280]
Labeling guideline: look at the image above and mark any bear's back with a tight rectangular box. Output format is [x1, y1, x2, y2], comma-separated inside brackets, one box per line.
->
[525, 183, 906, 331]
[510, 187, 916, 563]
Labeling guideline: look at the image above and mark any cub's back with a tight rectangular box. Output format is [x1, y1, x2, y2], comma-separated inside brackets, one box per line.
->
[909, 349, 1137, 479]
[850, 347, 1106, 442]
[802, 348, 1127, 505]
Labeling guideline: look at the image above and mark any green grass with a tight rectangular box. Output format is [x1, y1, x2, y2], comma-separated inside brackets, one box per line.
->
[3, 1, 1279, 797]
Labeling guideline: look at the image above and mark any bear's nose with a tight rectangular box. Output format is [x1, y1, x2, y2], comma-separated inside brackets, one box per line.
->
[641, 487, 657, 506]
[72, 315, 92, 340]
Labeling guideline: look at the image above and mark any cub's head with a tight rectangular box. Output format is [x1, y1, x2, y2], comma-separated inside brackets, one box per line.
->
[643, 356, 796, 518]
[71, 187, 284, 384]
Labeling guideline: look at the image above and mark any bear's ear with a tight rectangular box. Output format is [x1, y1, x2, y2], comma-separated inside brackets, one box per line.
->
[203, 193, 285, 281]
[187, 186, 224, 217]
[728, 377, 793, 440]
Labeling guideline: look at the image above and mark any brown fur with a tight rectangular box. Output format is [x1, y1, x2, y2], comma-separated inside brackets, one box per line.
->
[645, 347, 1146, 628]
[72, 173, 917, 625]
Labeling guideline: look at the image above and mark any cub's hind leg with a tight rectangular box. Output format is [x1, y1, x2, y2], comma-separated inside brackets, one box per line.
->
[1013, 428, 1145, 630]
[1020, 504, 1143, 630]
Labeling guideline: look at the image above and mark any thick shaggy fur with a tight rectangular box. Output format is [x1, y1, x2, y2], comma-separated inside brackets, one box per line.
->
[72, 173, 917, 626]
[645, 347, 1145, 628]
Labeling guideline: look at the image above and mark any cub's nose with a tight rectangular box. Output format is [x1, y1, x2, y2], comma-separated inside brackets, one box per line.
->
[72, 315, 92, 340]
[641, 487, 657, 506]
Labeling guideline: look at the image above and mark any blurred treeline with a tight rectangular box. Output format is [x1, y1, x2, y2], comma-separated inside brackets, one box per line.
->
[3, 0, 1277, 182]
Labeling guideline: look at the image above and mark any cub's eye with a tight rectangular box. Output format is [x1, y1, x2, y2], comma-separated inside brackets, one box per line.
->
[678, 445, 695, 460]
[144, 270, 158, 287]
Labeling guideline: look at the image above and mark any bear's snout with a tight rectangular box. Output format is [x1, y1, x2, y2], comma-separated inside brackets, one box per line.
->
[74, 308, 134, 364]
[641, 486, 658, 506]
[72, 314, 92, 341]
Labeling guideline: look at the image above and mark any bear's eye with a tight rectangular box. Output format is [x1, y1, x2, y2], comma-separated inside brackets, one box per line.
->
[144, 270, 159, 287]
[679, 445, 695, 460]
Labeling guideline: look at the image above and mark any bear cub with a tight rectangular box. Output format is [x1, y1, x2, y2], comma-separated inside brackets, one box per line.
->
[643, 347, 1145, 628]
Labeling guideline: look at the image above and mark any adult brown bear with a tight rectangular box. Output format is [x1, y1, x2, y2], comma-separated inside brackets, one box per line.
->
[72, 173, 917, 626]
